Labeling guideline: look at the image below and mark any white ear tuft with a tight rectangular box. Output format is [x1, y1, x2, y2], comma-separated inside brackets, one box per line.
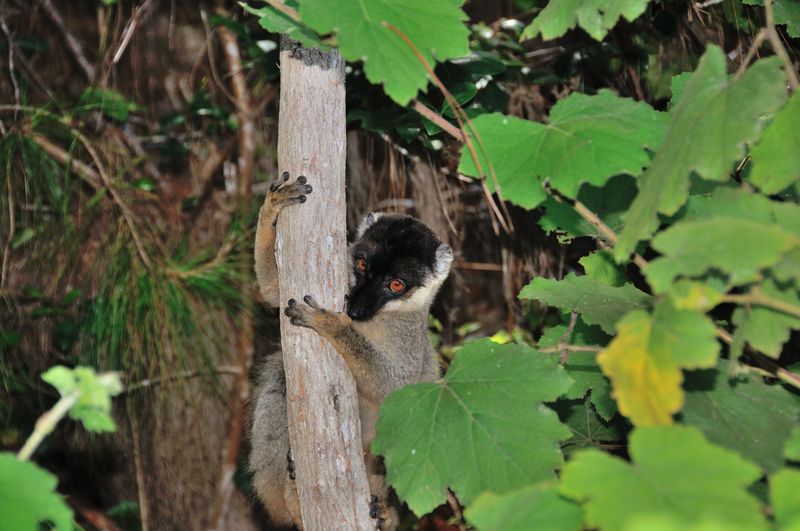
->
[434, 244, 453, 278]
[356, 212, 382, 239]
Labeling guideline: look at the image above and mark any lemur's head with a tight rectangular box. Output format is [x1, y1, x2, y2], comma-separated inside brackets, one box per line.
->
[346, 213, 453, 321]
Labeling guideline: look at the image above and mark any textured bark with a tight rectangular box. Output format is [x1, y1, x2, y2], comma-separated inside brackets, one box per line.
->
[275, 37, 374, 530]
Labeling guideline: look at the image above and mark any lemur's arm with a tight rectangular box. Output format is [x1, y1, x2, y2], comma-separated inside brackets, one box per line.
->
[284, 296, 395, 401]
[254, 172, 312, 306]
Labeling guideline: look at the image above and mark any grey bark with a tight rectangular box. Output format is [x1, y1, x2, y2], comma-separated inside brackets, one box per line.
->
[275, 37, 375, 530]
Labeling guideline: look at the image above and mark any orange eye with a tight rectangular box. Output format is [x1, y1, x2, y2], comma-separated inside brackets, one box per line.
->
[356, 257, 367, 273]
[389, 279, 405, 294]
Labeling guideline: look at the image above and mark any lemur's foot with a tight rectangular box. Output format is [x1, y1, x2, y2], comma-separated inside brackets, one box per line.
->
[369, 495, 387, 529]
[287, 448, 296, 480]
[284, 296, 350, 331]
[268, 171, 312, 207]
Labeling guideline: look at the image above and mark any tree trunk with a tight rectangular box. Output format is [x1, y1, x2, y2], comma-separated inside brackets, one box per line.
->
[275, 37, 374, 530]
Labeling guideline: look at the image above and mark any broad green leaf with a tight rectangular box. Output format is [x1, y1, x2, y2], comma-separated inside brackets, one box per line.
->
[668, 72, 692, 109]
[240, 2, 326, 50]
[458, 92, 666, 209]
[616, 47, 787, 260]
[519, 273, 651, 334]
[561, 426, 766, 530]
[373, 339, 572, 515]
[579, 250, 626, 287]
[300, 0, 470, 105]
[521, 0, 651, 41]
[750, 91, 800, 194]
[682, 363, 800, 473]
[43, 365, 123, 432]
[786, 426, 800, 461]
[598, 301, 719, 426]
[553, 396, 625, 454]
[643, 218, 799, 293]
[465, 482, 582, 531]
[732, 276, 800, 358]
[743, 0, 800, 37]
[771, 468, 800, 528]
[667, 280, 724, 312]
[625, 515, 758, 531]
[562, 353, 616, 421]
[0, 453, 73, 531]
[539, 175, 637, 241]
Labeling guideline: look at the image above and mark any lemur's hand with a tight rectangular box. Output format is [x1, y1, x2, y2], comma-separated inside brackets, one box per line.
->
[266, 171, 312, 210]
[284, 295, 351, 333]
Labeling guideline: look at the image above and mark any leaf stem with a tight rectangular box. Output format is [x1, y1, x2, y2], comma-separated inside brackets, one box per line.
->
[723, 288, 800, 319]
[764, 0, 799, 91]
[17, 391, 79, 461]
[263, 0, 301, 24]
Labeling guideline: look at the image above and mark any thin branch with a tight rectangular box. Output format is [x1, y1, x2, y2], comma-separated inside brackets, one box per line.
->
[723, 288, 800, 319]
[17, 391, 79, 460]
[764, 0, 799, 91]
[127, 406, 150, 531]
[412, 100, 463, 140]
[1, 153, 14, 289]
[0, 17, 20, 110]
[40, 0, 96, 80]
[537, 344, 604, 354]
[263, 0, 301, 23]
[112, 0, 156, 64]
[388, 23, 513, 234]
[123, 366, 241, 393]
[30, 134, 102, 190]
[737, 29, 767, 77]
[70, 128, 153, 269]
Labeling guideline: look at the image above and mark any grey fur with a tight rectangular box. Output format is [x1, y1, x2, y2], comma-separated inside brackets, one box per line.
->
[251, 201, 451, 530]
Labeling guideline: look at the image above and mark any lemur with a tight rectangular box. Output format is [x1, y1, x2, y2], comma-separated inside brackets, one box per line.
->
[249, 172, 453, 530]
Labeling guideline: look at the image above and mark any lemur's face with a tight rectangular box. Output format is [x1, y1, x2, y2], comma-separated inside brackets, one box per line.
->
[347, 214, 452, 321]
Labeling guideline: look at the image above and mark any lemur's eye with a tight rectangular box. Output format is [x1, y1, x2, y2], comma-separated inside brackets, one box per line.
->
[356, 257, 367, 273]
[388, 279, 405, 294]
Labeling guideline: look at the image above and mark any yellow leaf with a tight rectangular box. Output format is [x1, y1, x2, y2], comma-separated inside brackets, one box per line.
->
[598, 310, 682, 426]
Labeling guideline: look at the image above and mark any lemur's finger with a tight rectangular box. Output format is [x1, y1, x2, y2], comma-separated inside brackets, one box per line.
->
[302, 294, 321, 309]
[302, 184, 313, 194]
[296, 195, 307, 203]
[297, 175, 306, 185]
[282, 171, 290, 182]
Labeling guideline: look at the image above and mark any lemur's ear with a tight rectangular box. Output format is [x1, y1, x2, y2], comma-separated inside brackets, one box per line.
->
[356, 212, 381, 239]
[434, 243, 453, 278]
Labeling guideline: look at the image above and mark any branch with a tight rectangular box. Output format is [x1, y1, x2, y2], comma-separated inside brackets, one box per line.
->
[412, 100, 463, 140]
[30, 134, 102, 190]
[764, 0, 799, 91]
[263, 0, 301, 23]
[723, 288, 800, 320]
[17, 391, 79, 460]
[40, 0, 96, 80]
[123, 366, 241, 393]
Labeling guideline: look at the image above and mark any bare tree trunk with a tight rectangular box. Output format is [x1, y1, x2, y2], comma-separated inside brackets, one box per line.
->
[275, 37, 374, 530]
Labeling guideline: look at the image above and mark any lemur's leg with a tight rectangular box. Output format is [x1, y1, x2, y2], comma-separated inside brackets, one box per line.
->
[367, 452, 399, 530]
[284, 296, 395, 402]
[254, 171, 312, 306]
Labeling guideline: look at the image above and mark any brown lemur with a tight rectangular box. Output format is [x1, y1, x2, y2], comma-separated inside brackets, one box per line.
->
[249, 172, 453, 529]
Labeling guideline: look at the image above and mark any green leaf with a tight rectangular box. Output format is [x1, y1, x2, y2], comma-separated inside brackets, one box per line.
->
[616, 47, 788, 260]
[521, 0, 651, 41]
[43, 366, 123, 432]
[786, 426, 800, 461]
[743, 0, 800, 37]
[519, 273, 651, 334]
[0, 453, 74, 531]
[682, 363, 800, 473]
[465, 482, 582, 531]
[732, 276, 800, 358]
[373, 339, 572, 515]
[240, 2, 326, 50]
[598, 301, 720, 426]
[554, 349, 615, 422]
[458, 92, 666, 209]
[579, 249, 626, 287]
[771, 468, 800, 529]
[553, 396, 625, 454]
[750, 91, 800, 194]
[300, 0, 470, 105]
[668, 72, 692, 109]
[560, 426, 766, 530]
[80, 87, 142, 122]
[643, 218, 798, 293]
[539, 175, 637, 241]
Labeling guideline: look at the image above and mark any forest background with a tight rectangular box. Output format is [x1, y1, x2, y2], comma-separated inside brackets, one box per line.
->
[1, 0, 800, 530]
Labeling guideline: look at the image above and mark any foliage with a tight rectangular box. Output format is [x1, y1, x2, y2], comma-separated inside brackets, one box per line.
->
[0, 454, 73, 531]
[237, 0, 800, 528]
